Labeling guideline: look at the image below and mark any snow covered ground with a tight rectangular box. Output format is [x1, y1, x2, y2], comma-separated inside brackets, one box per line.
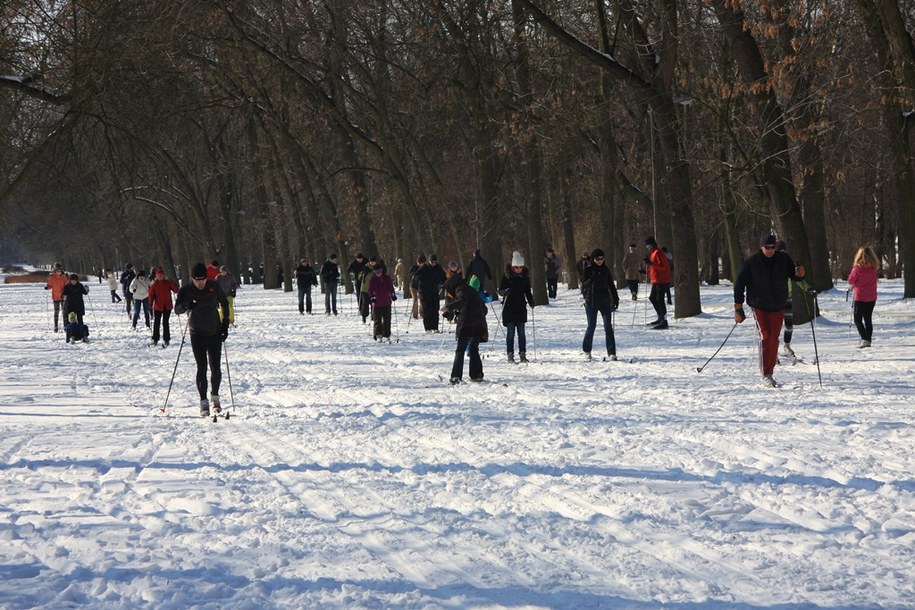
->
[1, 273, 914, 609]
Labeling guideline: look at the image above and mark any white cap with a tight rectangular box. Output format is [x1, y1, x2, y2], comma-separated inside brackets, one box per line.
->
[511, 251, 524, 267]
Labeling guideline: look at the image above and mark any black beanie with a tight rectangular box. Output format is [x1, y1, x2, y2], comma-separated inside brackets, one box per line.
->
[191, 263, 208, 279]
[590, 248, 605, 259]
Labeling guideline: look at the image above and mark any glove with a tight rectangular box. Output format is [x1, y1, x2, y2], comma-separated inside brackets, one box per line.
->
[612, 299, 619, 311]
[186, 300, 197, 310]
[220, 323, 229, 342]
[391, 294, 397, 301]
[734, 304, 746, 323]
[370, 296, 376, 302]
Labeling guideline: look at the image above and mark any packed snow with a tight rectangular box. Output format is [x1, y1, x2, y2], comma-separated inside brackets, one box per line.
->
[1, 272, 913, 609]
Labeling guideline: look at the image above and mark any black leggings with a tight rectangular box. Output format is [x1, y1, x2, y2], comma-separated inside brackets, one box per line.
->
[190, 333, 222, 400]
[853, 300, 875, 342]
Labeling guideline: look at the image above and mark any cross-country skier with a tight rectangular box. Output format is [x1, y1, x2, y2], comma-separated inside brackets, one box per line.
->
[174, 263, 230, 417]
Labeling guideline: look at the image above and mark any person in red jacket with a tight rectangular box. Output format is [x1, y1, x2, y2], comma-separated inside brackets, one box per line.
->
[645, 236, 672, 329]
[44, 265, 69, 333]
[149, 268, 179, 347]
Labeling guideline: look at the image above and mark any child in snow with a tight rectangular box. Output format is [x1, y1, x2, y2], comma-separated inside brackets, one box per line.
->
[848, 246, 879, 348]
[64, 312, 90, 343]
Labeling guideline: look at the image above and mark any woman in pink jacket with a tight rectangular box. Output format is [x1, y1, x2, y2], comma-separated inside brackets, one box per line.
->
[847, 246, 879, 348]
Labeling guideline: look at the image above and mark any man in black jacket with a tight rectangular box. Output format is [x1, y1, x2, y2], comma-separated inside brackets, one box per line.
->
[412, 254, 447, 331]
[294, 257, 318, 315]
[175, 263, 230, 416]
[734, 234, 806, 387]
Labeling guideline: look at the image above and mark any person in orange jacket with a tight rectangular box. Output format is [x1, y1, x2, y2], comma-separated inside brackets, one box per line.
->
[44, 265, 69, 332]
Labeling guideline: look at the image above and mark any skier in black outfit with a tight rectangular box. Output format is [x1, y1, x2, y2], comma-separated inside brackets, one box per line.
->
[442, 275, 488, 383]
[581, 248, 620, 361]
[294, 257, 319, 314]
[174, 263, 230, 417]
[412, 254, 447, 331]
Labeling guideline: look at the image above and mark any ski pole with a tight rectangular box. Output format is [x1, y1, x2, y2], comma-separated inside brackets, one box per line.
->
[529, 305, 537, 362]
[392, 300, 401, 343]
[160, 315, 191, 414]
[45, 292, 51, 333]
[224, 341, 236, 412]
[86, 286, 99, 336]
[808, 290, 823, 387]
[696, 321, 739, 373]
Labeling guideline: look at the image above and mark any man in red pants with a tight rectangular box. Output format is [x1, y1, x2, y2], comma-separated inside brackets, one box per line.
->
[734, 234, 806, 387]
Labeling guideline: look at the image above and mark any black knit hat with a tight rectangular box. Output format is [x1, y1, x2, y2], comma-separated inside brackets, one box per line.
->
[191, 263, 208, 279]
[760, 234, 777, 247]
[590, 248, 605, 259]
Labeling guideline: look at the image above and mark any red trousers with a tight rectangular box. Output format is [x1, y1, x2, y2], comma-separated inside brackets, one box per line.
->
[754, 308, 784, 376]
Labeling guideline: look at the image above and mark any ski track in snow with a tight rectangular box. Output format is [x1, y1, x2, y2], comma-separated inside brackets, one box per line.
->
[1, 277, 914, 608]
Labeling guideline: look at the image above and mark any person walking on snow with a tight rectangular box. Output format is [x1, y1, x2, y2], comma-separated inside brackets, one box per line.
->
[847, 245, 879, 348]
[621, 243, 643, 301]
[120, 264, 136, 318]
[412, 254, 447, 332]
[645, 237, 671, 329]
[544, 248, 562, 300]
[368, 263, 397, 341]
[62, 273, 89, 327]
[499, 251, 536, 363]
[106, 270, 122, 304]
[319, 254, 340, 315]
[149, 268, 179, 347]
[294, 257, 318, 315]
[442, 274, 488, 384]
[129, 268, 152, 330]
[580, 248, 620, 361]
[734, 234, 806, 387]
[174, 263, 230, 417]
[215, 265, 238, 325]
[44, 265, 68, 332]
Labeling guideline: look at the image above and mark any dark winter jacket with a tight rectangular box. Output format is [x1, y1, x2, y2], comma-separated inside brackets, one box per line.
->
[443, 270, 465, 300]
[544, 255, 561, 280]
[215, 272, 237, 298]
[62, 281, 89, 316]
[65, 321, 89, 342]
[120, 268, 136, 292]
[174, 280, 229, 336]
[581, 262, 619, 309]
[412, 262, 447, 300]
[295, 264, 318, 288]
[444, 280, 488, 339]
[499, 265, 535, 325]
[319, 259, 340, 285]
[734, 251, 803, 312]
[465, 252, 492, 284]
